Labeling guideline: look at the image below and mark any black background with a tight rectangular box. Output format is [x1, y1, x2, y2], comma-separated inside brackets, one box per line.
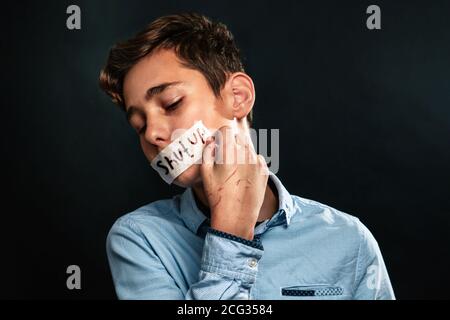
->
[1, 0, 449, 299]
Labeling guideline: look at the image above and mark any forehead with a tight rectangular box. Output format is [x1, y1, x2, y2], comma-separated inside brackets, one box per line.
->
[123, 49, 201, 105]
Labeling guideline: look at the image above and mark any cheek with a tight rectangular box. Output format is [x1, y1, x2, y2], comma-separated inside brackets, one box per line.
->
[181, 98, 226, 130]
[193, 107, 229, 133]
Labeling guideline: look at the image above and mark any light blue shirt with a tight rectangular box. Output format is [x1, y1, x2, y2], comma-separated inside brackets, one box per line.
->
[106, 172, 395, 300]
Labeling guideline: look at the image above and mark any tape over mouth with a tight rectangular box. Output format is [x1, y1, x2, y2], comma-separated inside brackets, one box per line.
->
[150, 120, 212, 184]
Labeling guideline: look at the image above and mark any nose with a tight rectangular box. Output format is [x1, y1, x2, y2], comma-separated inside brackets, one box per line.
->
[143, 116, 171, 150]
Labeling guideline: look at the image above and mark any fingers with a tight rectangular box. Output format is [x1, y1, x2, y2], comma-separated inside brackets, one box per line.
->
[233, 126, 257, 165]
[204, 124, 261, 167]
[201, 136, 216, 173]
[257, 154, 270, 176]
[214, 125, 236, 164]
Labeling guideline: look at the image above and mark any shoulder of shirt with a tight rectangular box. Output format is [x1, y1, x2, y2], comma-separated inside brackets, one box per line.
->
[289, 194, 378, 248]
[107, 194, 184, 238]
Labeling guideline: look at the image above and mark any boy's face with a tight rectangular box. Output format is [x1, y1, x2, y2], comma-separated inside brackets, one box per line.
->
[123, 48, 236, 188]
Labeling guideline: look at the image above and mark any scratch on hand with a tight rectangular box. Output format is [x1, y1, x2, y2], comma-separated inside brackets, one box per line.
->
[223, 167, 237, 184]
[236, 178, 253, 187]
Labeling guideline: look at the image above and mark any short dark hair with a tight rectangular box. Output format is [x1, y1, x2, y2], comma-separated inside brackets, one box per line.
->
[99, 12, 252, 126]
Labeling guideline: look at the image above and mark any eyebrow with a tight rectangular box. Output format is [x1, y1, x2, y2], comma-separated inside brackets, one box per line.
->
[125, 81, 184, 122]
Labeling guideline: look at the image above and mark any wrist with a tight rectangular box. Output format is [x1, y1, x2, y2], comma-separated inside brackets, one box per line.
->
[210, 220, 255, 240]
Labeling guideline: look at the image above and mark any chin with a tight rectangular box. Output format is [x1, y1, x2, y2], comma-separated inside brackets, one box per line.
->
[172, 164, 203, 188]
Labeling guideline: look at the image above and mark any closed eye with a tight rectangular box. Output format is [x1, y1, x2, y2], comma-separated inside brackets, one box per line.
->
[165, 98, 183, 111]
[136, 98, 184, 135]
[137, 99, 183, 135]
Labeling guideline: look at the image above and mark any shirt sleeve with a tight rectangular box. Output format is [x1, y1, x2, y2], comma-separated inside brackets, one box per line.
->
[352, 219, 396, 300]
[106, 219, 264, 300]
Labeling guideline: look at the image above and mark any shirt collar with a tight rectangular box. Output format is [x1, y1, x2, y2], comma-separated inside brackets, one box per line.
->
[179, 171, 296, 235]
[179, 187, 207, 235]
[268, 171, 296, 225]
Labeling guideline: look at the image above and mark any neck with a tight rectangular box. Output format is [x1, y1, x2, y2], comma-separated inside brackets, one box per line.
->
[192, 176, 279, 223]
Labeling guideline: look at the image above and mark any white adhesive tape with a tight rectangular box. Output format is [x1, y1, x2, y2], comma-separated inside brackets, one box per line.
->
[150, 120, 212, 184]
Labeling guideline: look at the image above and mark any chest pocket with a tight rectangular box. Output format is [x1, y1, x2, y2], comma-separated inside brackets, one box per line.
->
[281, 285, 344, 297]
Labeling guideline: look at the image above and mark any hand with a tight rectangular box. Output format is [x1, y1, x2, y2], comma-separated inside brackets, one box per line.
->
[200, 124, 269, 240]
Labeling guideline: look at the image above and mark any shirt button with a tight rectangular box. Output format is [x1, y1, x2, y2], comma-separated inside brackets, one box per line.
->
[248, 258, 258, 268]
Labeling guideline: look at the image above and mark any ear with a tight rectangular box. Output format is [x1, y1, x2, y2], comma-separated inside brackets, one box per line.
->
[224, 72, 255, 121]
